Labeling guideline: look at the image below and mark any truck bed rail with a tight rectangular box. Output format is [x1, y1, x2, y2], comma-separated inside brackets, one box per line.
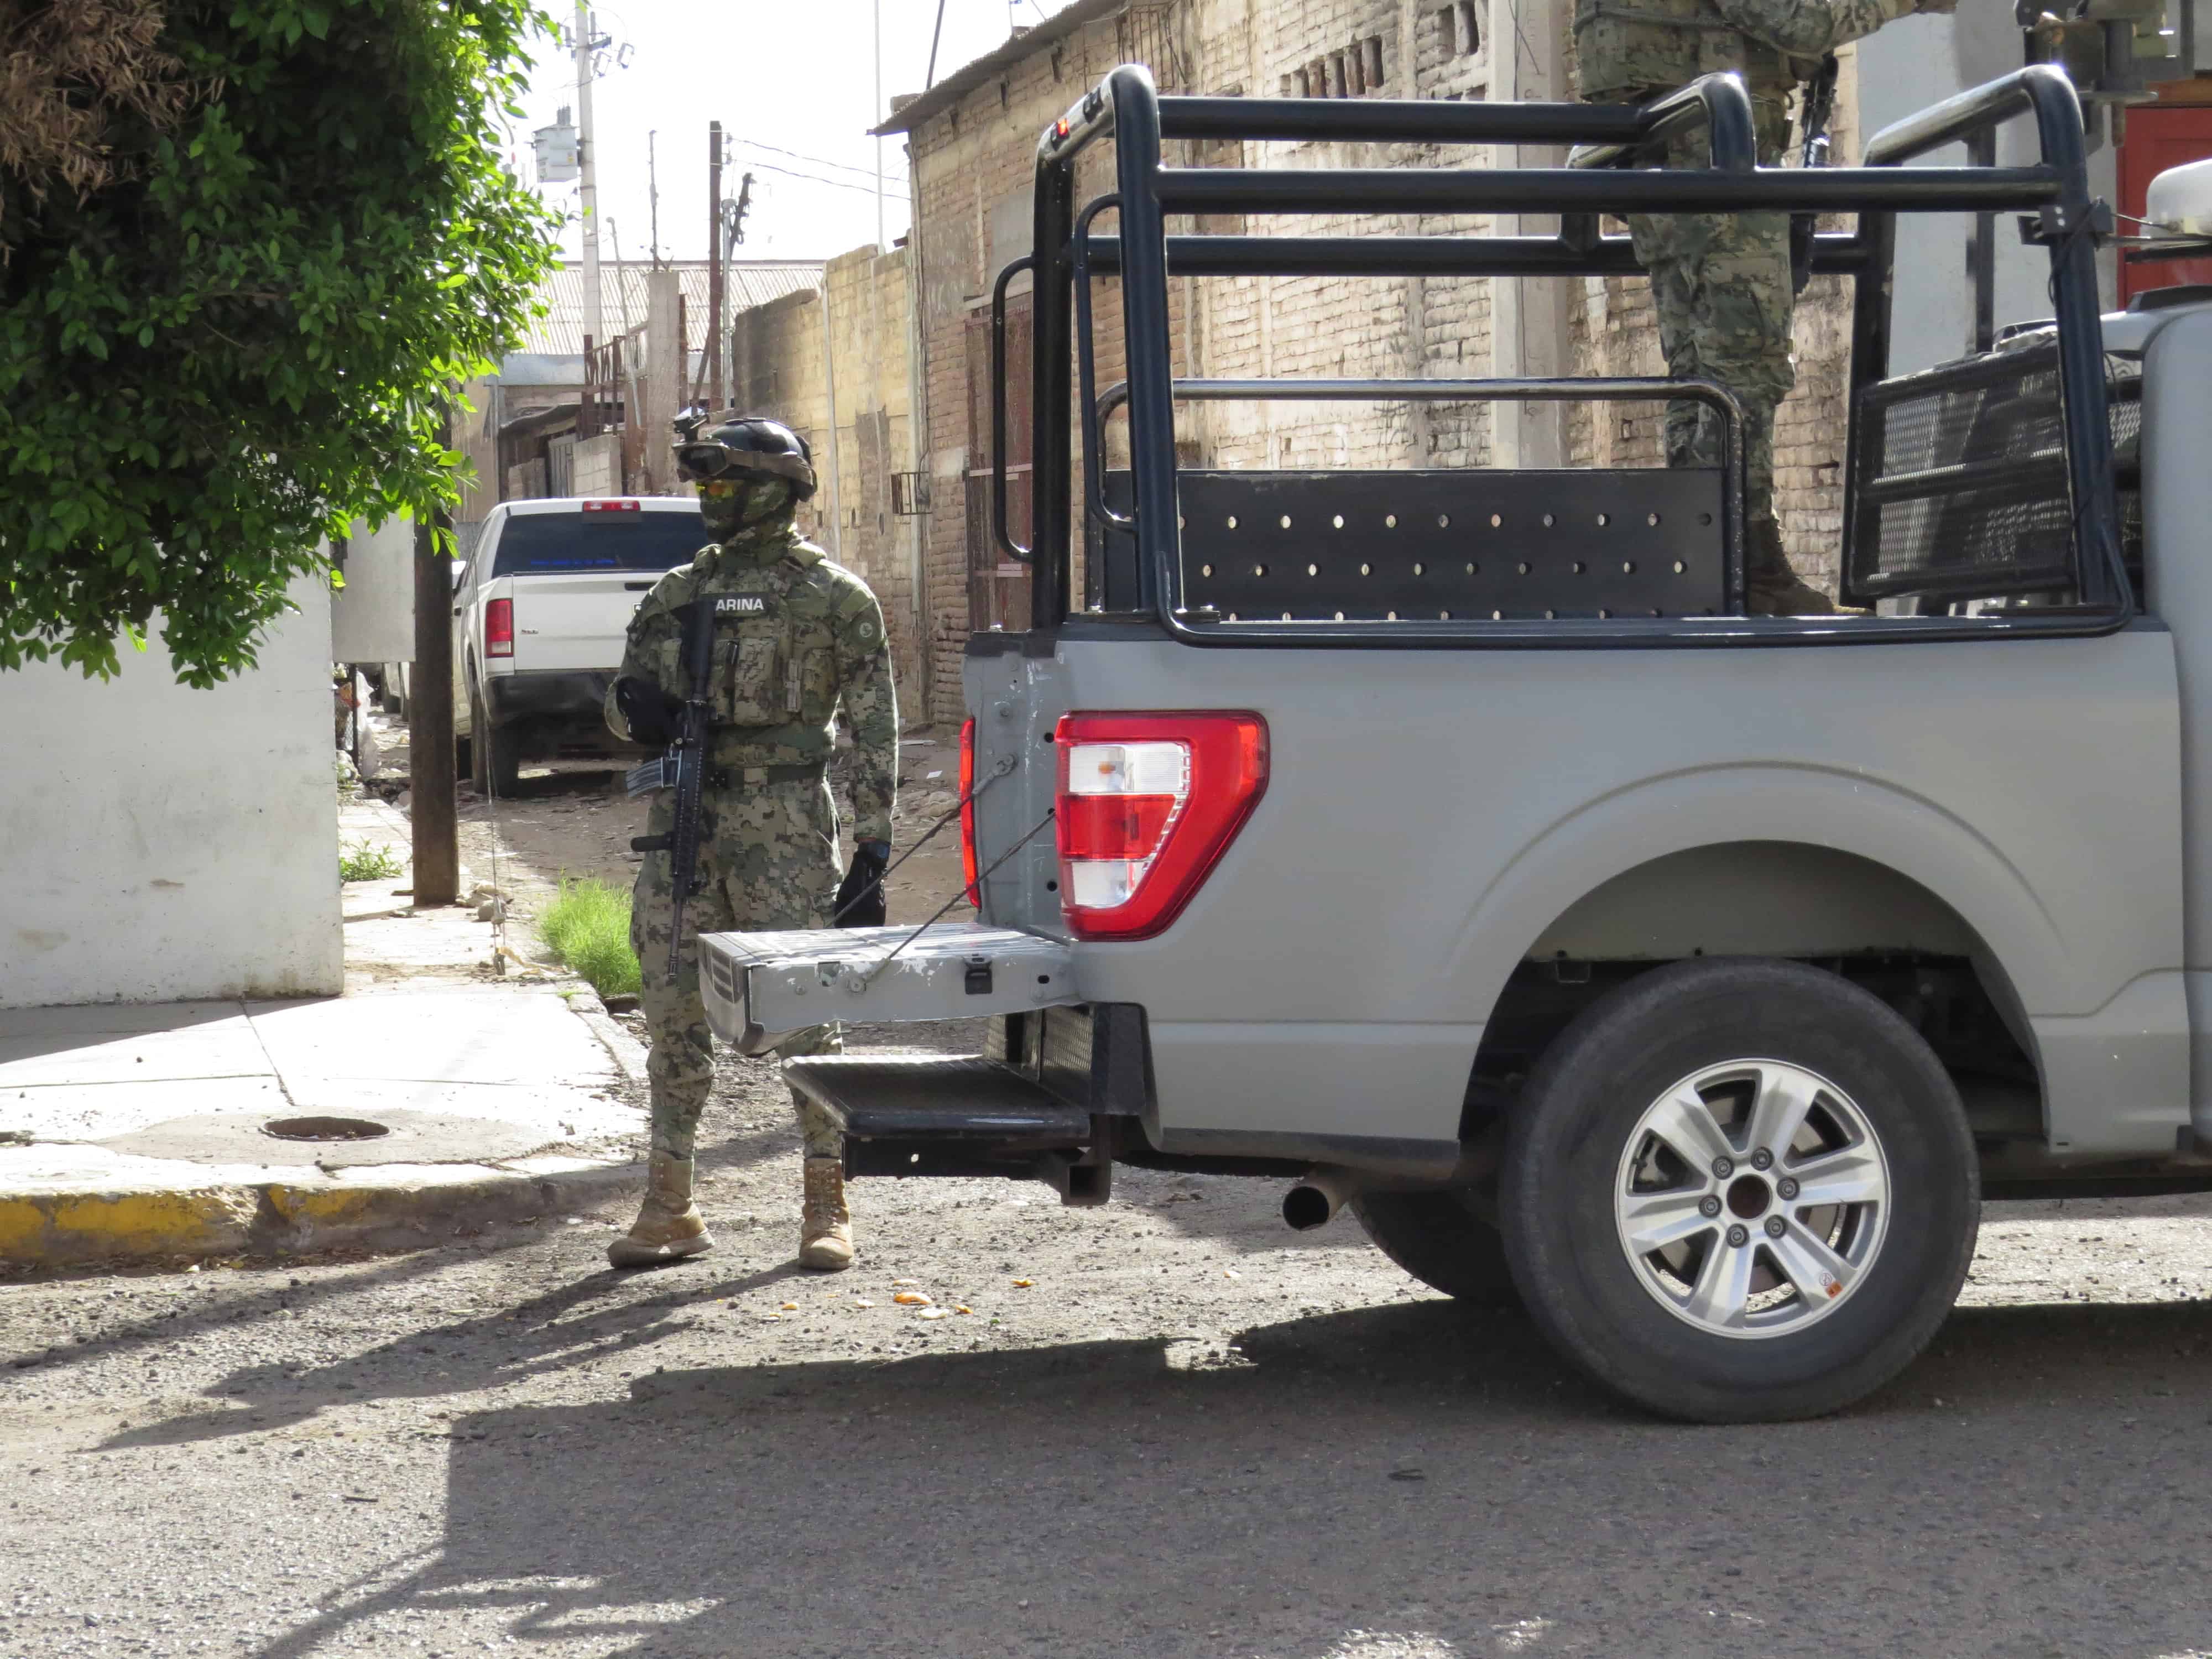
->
[1006, 62, 2126, 644]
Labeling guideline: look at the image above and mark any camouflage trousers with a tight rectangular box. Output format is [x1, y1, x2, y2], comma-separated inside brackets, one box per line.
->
[631, 770, 845, 1164]
[1625, 100, 1796, 529]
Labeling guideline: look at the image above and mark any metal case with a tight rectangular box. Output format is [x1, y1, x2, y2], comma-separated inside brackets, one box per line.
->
[697, 922, 1078, 1055]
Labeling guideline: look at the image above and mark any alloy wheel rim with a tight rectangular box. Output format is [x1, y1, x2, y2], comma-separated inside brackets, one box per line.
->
[1611, 1058, 1891, 1341]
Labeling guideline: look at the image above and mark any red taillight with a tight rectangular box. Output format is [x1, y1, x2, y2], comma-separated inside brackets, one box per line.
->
[484, 597, 514, 658]
[1054, 712, 1267, 941]
[958, 718, 980, 909]
[580, 499, 641, 512]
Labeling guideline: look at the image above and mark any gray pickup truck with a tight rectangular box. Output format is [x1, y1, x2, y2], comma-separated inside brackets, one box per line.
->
[697, 64, 2212, 1422]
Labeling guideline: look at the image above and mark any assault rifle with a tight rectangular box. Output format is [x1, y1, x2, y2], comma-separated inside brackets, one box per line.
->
[1790, 53, 1840, 296]
[624, 598, 717, 979]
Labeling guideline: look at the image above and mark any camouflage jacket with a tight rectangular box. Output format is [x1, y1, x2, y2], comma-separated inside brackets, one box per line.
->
[1577, 0, 1917, 101]
[607, 521, 899, 842]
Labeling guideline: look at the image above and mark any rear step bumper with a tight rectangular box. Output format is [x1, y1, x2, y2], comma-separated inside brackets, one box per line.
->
[785, 1053, 1111, 1204]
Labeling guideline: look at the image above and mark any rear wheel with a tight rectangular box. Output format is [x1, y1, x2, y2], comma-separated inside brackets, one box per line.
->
[1500, 958, 1976, 1423]
[468, 691, 521, 797]
[1352, 1188, 1520, 1306]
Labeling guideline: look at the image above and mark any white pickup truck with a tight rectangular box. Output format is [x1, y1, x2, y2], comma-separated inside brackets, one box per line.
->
[445, 496, 707, 792]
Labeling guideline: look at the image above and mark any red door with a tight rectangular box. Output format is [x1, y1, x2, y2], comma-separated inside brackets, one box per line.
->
[2119, 103, 2212, 305]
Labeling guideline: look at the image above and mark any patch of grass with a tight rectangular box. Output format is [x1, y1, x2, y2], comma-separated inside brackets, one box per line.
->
[338, 839, 404, 882]
[538, 875, 642, 1000]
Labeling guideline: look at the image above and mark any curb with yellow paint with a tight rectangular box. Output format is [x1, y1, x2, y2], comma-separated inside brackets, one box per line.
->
[0, 1161, 639, 1271]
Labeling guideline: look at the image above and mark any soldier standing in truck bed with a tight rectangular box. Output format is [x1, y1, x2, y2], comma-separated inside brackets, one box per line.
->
[603, 416, 898, 1274]
[1577, 0, 1955, 613]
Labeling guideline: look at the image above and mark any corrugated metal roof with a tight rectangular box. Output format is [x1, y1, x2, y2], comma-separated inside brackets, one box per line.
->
[874, 0, 1125, 136]
[521, 260, 823, 356]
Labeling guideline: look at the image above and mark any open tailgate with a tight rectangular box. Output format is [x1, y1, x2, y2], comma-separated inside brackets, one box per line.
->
[697, 922, 1078, 1055]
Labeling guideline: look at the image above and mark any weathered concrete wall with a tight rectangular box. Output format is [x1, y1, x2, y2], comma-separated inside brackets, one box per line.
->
[0, 575, 344, 1009]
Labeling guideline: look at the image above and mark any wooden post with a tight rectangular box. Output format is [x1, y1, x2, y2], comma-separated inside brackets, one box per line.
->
[410, 412, 460, 906]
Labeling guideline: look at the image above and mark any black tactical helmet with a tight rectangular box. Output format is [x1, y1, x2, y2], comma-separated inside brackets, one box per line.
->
[674, 416, 817, 499]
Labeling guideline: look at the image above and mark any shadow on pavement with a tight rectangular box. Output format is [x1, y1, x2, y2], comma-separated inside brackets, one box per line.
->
[96, 1255, 811, 1449]
[243, 1294, 2212, 1659]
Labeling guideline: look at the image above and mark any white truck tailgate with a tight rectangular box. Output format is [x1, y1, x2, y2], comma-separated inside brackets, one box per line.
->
[698, 923, 1078, 1055]
[508, 571, 657, 673]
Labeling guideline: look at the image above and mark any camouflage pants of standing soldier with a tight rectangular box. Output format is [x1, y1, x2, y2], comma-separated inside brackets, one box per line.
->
[631, 769, 846, 1164]
[1625, 98, 1796, 529]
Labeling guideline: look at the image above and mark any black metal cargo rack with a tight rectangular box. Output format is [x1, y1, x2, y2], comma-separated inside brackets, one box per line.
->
[992, 61, 2130, 646]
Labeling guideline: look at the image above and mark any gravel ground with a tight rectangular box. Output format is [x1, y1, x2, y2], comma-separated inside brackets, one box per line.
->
[6, 1031, 2212, 1659]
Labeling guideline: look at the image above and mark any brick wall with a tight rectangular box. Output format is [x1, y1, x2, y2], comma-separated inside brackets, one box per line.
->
[906, 9, 1155, 721]
[726, 252, 927, 708]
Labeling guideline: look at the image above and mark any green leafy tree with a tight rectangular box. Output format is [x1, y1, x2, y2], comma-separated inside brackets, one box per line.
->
[1, 0, 559, 685]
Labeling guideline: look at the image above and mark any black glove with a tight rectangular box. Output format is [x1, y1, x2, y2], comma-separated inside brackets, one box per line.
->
[615, 676, 682, 746]
[833, 839, 891, 928]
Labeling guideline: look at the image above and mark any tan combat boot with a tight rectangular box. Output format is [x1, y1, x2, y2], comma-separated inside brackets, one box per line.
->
[1745, 517, 1844, 617]
[607, 1150, 714, 1269]
[798, 1156, 855, 1271]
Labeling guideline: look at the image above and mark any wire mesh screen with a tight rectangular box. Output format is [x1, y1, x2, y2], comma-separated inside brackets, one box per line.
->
[1846, 338, 2140, 606]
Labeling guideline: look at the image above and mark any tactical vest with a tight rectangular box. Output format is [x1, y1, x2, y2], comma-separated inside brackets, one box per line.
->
[1575, 0, 1819, 101]
[651, 544, 852, 734]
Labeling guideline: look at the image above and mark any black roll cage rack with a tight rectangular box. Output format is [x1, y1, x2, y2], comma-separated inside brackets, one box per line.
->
[990, 62, 2130, 648]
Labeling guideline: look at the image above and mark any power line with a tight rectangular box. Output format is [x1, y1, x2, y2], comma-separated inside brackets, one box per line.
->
[732, 136, 908, 186]
[746, 158, 911, 200]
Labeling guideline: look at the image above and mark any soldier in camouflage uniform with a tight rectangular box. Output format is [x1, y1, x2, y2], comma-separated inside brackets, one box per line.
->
[603, 416, 898, 1274]
[1577, 0, 1954, 612]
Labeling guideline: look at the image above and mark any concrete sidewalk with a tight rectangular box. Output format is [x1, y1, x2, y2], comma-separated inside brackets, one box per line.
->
[0, 988, 648, 1267]
[1, 790, 652, 1269]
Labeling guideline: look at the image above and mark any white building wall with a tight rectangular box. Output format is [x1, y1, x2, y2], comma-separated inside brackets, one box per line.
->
[1858, 11, 2120, 375]
[0, 575, 343, 1009]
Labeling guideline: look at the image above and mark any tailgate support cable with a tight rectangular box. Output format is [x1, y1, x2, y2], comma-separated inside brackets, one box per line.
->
[856, 807, 1059, 989]
[828, 754, 1015, 925]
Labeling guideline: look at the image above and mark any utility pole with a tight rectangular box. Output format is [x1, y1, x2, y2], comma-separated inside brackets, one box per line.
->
[575, 2, 602, 363]
[410, 410, 459, 907]
[873, 0, 886, 252]
[707, 121, 725, 414]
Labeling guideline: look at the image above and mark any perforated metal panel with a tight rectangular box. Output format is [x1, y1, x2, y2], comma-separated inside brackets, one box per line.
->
[1104, 469, 1727, 619]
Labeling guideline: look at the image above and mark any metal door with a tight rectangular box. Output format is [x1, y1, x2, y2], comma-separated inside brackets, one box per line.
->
[964, 297, 1032, 633]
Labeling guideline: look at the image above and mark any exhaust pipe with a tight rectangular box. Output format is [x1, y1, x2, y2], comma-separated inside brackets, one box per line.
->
[1282, 1134, 1506, 1231]
[1282, 1167, 1361, 1231]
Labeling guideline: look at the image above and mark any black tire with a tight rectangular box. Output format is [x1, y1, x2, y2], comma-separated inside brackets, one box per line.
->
[1350, 1188, 1520, 1306]
[466, 690, 520, 797]
[467, 690, 488, 791]
[483, 715, 521, 797]
[1500, 958, 1977, 1423]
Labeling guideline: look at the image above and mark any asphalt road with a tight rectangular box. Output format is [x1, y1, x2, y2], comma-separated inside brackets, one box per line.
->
[6, 1051, 2212, 1659]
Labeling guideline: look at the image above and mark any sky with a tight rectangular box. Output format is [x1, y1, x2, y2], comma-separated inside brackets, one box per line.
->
[499, 0, 1083, 264]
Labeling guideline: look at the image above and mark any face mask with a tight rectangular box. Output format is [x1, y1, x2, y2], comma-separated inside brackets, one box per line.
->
[698, 478, 793, 539]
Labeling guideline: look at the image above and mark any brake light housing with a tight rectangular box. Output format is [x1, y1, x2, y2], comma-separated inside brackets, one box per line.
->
[580, 499, 641, 512]
[1055, 712, 1267, 941]
[958, 718, 980, 909]
[484, 597, 514, 659]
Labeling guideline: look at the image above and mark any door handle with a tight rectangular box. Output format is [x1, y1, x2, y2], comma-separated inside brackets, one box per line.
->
[451, 606, 463, 616]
